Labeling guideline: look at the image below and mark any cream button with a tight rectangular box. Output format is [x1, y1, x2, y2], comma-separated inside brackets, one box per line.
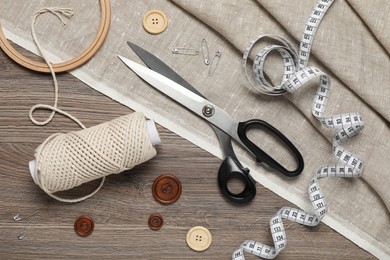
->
[142, 10, 168, 34]
[186, 226, 212, 252]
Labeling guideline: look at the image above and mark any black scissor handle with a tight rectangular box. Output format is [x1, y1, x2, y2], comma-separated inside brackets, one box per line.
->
[237, 119, 304, 177]
[218, 156, 256, 203]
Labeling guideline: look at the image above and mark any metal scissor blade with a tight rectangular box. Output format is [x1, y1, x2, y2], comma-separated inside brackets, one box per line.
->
[118, 55, 242, 144]
[118, 54, 205, 106]
[127, 42, 238, 160]
[127, 41, 202, 97]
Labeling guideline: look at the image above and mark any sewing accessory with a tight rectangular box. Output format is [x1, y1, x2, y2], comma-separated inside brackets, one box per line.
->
[172, 47, 199, 56]
[29, 112, 159, 203]
[142, 10, 168, 35]
[119, 43, 304, 203]
[208, 50, 222, 76]
[22, 8, 159, 203]
[201, 39, 210, 65]
[186, 226, 212, 252]
[74, 216, 94, 237]
[14, 209, 40, 240]
[23, 8, 158, 203]
[152, 174, 182, 205]
[148, 213, 164, 230]
[17, 215, 39, 240]
[0, 0, 111, 73]
[13, 209, 40, 222]
[234, 0, 365, 258]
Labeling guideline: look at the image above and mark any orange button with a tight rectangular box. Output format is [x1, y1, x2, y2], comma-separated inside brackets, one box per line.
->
[152, 174, 182, 204]
[142, 10, 168, 34]
[74, 216, 94, 237]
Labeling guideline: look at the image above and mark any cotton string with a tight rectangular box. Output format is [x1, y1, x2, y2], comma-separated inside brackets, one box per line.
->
[233, 0, 364, 259]
[28, 8, 75, 126]
[34, 112, 157, 203]
[28, 8, 157, 203]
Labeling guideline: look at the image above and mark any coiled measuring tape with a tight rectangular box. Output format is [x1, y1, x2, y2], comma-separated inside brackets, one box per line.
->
[234, 0, 364, 259]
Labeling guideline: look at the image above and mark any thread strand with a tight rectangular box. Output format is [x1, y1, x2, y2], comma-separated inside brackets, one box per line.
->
[28, 8, 157, 203]
[29, 8, 76, 126]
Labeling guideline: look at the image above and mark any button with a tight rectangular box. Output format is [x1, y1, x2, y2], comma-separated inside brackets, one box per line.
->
[152, 174, 182, 204]
[74, 216, 94, 237]
[148, 213, 164, 230]
[142, 10, 168, 34]
[186, 226, 212, 251]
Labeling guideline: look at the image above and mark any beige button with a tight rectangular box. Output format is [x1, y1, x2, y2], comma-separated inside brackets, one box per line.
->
[186, 226, 212, 252]
[142, 10, 168, 34]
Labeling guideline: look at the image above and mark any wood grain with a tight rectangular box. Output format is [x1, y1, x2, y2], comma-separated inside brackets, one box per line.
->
[0, 46, 375, 259]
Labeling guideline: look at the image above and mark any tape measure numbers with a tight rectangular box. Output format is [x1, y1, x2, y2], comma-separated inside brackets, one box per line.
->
[234, 0, 364, 259]
[0, 0, 111, 73]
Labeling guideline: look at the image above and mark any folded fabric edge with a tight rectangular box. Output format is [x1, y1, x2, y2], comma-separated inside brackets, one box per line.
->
[323, 216, 389, 259]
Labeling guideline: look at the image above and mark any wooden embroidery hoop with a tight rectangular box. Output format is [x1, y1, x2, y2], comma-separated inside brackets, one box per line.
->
[0, 0, 111, 73]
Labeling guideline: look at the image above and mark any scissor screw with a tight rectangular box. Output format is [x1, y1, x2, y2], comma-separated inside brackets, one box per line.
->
[202, 105, 215, 117]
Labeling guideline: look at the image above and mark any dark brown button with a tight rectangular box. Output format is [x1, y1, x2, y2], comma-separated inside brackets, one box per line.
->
[148, 213, 164, 230]
[152, 174, 182, 204]
[74, 216, 94, 237]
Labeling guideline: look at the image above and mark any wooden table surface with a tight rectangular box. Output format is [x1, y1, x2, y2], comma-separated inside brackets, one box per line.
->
[0, 46, 375, 259]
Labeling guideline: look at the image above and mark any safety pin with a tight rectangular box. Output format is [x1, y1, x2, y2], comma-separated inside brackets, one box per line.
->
[208, 50, 222, 76]
[17, 214, 39, 240]
[172, 47, 199, 56]
[201, 39, 210, 65]
[13, 209, 40, 222]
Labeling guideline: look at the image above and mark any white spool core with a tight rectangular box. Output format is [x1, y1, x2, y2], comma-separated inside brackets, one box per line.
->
[147, 119, 161, 146]
[29, 160, 38, 185]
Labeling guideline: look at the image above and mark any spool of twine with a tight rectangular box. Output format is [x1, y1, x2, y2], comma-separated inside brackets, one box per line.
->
[22, 8, 159, 202]
[30, 112, 158, 202]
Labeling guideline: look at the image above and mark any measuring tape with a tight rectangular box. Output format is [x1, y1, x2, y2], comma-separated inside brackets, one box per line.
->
[234, 0, 364, 258]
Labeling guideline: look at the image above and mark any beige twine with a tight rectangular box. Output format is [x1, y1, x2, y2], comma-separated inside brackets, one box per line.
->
[34, 113, 157, 203]
[28, 8, 157, 202]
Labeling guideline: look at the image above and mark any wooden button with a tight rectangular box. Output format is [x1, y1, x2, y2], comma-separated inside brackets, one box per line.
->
[74, 216, 94, 237]
[152, 174, 182, 204]
[142, 10, 168, 34]
[186, 226, 212, 251]
[148, 213, 163, 230]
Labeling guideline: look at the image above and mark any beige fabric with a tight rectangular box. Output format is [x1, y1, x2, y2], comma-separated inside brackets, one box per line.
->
[0, 0, 389, 258]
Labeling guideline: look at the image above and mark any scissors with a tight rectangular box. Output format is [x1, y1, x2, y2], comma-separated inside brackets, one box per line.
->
[118, 42, 304, 203]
